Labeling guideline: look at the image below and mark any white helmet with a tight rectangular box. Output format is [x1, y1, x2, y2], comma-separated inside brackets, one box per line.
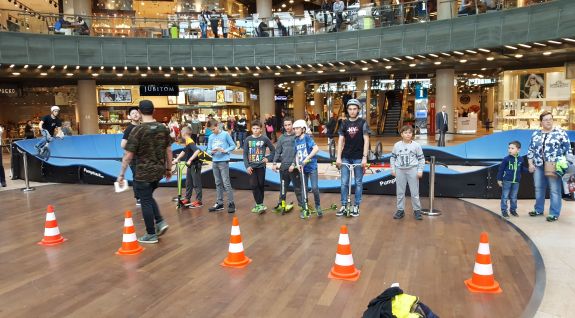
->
[292, 119, 308, 129]
[51, 106, 60, 112]
[347, 99, 361, 107]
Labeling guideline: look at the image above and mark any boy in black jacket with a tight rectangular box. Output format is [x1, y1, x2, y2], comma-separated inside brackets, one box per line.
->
[497, 140, 528, 218]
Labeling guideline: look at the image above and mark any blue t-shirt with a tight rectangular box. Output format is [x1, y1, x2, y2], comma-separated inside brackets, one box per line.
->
[294, 134, 317, 173]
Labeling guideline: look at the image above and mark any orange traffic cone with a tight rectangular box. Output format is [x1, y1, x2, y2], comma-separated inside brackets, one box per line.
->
[116, 211, 144, 255]
[221, 217, 252, 268]
[328, 225, 361, 281]
[464, 232, 502, 293]
[38, 205, 67, 246]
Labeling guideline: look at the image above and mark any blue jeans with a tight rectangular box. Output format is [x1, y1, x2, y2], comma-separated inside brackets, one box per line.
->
[533, 166, 563, 217]
[304, 169, 320, 208]
[133, 180, 164, 235]
[236, 131, 246, 148]
[212, 161, 234, 205]
[35, 129, 53, 150]
[200, 22, 207, 38]
[341, 158, 364, 206]
[500, 181, 519, 213]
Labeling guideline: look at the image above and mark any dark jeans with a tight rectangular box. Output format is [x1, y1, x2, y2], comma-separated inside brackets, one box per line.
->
[134, 180, 164, 235]
[335, 12, 343, 31]
[237, 131, 246, 148]
[0, 151, 6, 185]
[437, 130, 446, 147]
[279, 169, 302, 206]
[501, 181, 519, 213]
[129, 164, 139, 199]
[250, 167, 266, 205]
[304, 169, 320, 208]
[186, 163, 203, 201]
[191, 134, 199, 144]
[210, 21, 218, 38]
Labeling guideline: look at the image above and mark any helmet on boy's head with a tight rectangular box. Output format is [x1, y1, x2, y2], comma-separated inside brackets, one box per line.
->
[347, 99, 361, 107]
[293, 119, 308, 129]
[51, 106, 60, 112]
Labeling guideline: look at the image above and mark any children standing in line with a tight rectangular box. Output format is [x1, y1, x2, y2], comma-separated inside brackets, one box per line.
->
[391, 126, 425, 221]
[497, 141, 527, 218]
[172, 126, 203, 208]
[272, 118, 303, 210]
[243, 121, 275, 213]
[290, 120, 321, 218]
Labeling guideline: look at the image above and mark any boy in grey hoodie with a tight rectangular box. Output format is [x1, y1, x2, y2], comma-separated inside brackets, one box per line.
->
[244, 120, 275, 214]
[272, 118, 303, 210]
[390, 125, 425, 220]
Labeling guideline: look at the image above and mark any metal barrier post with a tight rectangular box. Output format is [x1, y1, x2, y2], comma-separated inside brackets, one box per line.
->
[422, 156, 440, 216]
[19, 149, 35, 192]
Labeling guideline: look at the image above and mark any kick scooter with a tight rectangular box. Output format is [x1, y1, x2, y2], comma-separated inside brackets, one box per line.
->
[273, 178, 294, 215]
[175, 161, 189, 210]
[333, 162, 369, 217]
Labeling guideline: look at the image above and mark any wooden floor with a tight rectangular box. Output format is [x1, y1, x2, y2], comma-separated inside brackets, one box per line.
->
[0, 185, 540, 318]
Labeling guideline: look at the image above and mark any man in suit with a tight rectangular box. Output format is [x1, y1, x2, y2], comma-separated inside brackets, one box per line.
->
[436, 105, 449, 147]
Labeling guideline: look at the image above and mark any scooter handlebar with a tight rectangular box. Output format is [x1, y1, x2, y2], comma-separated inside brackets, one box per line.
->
[331, 162, 371, 169]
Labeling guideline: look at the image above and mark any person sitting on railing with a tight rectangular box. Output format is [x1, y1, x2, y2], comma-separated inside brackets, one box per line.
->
[53, 16, 70, 34]
[333, 0, 345, 31]
[274, 16, 288, 36]
[257, 20, 269, 37]
[73, 17, 90, 35]
[458, 0, 477, 15]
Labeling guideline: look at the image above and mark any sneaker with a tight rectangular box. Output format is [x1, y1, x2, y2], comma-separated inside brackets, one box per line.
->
[138, 233, 158, 244]
[502, 212, 510, 219]
[228, 202, 236, 213]
[510, 211, 519, 217]
[414, 210, 423, 220]
[135, 199, 141, 207]
[155, 220, 169, 236]
[546, 215, 559, 222]
[190, 201, 203, 208]
[181, 199, 191, 206]
[273, 203, 282, 211]
[351, 206, 359, 217]
[251, 205, 260, 213]
[208, 203, 224, 212]
[528, 210, 543, 217]
[336, 206, 346, 217]
[316, 206, 323, 217]
[393, 210, 405, 219]
[257, 205, 267, 214]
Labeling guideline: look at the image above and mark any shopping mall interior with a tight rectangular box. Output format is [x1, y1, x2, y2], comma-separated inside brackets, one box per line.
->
[0, 0, 574, 317]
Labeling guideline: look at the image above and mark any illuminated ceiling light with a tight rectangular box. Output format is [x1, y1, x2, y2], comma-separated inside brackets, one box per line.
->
[116, 74, 123, 77]
[124, 66, 127, 70]
[307, 64, 313, 67]
[371, 59, 379, 63]
[164, 74, 171, 77]
[170, 66, 174, 71]
[51, 65, 55, 69]
[441, 53, 451, 57]
[181, 67, 185, 71]
[112, 66, 116, 70]
[409, 64, 416, 67]
[245, 66, 250, 71]
[235, 66, 240, 70]
[158, 66, 162, 71]
[76, 65, 80, 70]
[274, 72, 280, 75]
[518, 44, 532, 48]
[296, 71, 302, 75]
[285, 65, 292, 69]
[434, 61, 442, 65]
[12, 72, 20, 76]
[547, 40, 562, 44]
[481, 68, 487, 71]
[465, 50, 477, 54]
[63, 65, 68, 69]
[231, 74, 238, 77]
[92, 73, 99, 77]
[317, 63, 324, 67]
[255, 66, 260, 70]
[37, 65, 43, 69]
[141, 74, 147, 77]
[224, 66, 229, 71]
[338, 62, 345, 66]
[385, 65, 392, 69]
[327, 62, 334, 66]
[23, 64, 29, 68]
[187, 74, 193, 77]
[281, 3, 286, 8]
[382, 58, 390, 62]
[393, 57, 402, 61]
[360, 60, 368, 64]
[210, 74, 216, 77]
[147, 66, 151, 70]
[504, 45, 517, 50]
[253, 73, 259, 76]
[135, 66, 139, 70]
[543, 52, 552, 56]
[362, 67, 369, 71]
[339, 69, 345, 72]
[417, 55, 427, 59]
[40, 72, 47, 76]
[276, 65, 282, 69]
[478, 48, 490, 53]
[429, 54, 439, 58]
[203, 67, 207, 71]
[100, 66, 104, 70]
[66, 73, 74, 76]
[514, 54, 523, 58]
[349, 61, 356, 64]
[266, 66, 271, 70]
[459, 59, 467, 63]
[486, 57, 495, 61]
[533, 42, 547, 47]
[88, 66, 92, 70]
[317, 70, 324, 73]
[405, 56, 414, 60]
[214, 67, 218, 71]
[453, 51, 464, 55]
[562, 38, 575, 43]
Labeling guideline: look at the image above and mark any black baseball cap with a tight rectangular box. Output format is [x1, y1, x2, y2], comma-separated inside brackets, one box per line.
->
[139, 100, 154, 115]
[128, 106, 139, 114]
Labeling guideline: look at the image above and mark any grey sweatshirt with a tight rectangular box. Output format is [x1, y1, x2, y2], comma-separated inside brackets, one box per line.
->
[390, 140, 425, 172]
[243, 135, 275, 169]
[273, 133, 297, 171]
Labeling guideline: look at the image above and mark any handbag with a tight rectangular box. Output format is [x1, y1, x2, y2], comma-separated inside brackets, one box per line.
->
[544, 161, 557, 178]
[265, 124, 273, 133]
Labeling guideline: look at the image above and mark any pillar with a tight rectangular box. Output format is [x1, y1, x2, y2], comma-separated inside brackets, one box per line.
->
[76, 80, 99, 135]
[437, 0, 456, 20]
[293, 81, 306, 120]
[257, 0, 272, 19]
[63, 0, 91, 16]
[258, 79, 275, 121]
[435, 69, 456, 134]
[356, 75, 372, 125]
[313, 84, 324, 118]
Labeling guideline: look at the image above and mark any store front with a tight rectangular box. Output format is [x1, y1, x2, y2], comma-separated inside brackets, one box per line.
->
[496, 67, 574, 131]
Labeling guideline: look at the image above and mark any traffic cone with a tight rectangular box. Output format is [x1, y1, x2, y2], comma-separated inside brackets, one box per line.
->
[116, 211, 144, 255]
[38, 205, 67, 246]
[328, 225, 361, 281]
[464, 232, 502, 293]
[221, 217, 252, 268]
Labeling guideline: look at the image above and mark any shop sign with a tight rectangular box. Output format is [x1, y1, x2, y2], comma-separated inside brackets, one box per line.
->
[275, 95, 287, 101]
[546, 72, 571, 100]
[0, 85, 20, 97]
[140, 84, 179, 96]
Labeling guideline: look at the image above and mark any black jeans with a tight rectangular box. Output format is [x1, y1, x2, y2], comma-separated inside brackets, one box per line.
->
[0, 151, 6, 185]
[129, 164, 139, 199]
[279, 169, 302, 206]
[185, 163, 202, 201]
[134, 180, 164, 235]
[250, 167, 266, 205]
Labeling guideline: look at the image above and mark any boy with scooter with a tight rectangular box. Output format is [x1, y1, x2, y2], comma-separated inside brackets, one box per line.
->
[291, 120, 321, 218]
[272, 117, 303, 214]
[172, 126, 203, 208]
[243, 121, 275, 214]
[336, 99, 370, 217]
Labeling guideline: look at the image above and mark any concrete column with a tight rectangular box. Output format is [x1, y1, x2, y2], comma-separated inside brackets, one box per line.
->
[63, 0, 92, 16]
[356, 75, 372, 125]
[435, 69, 456, 134]
[257, 0, 272, 19]
[76, 80, 99, 135]
[258, 79, 275, 121]
[437, 0, 456, 20]
[313, 84, 324, 118]
[293, 81, 306, 120]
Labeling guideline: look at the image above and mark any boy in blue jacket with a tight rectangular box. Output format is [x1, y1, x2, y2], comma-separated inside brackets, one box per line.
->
[497, 141, 528, 218]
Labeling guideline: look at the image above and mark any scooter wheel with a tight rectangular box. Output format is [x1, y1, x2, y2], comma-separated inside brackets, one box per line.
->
[330, 203, 338, 210]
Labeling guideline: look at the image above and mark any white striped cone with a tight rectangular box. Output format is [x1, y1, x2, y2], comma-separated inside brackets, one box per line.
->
[221, 216, 252, 268]
[328, 225, 360, 281]
[116, 211, 144, 255]
[464, 232, 502, 293]
[38, 205, 67, 246]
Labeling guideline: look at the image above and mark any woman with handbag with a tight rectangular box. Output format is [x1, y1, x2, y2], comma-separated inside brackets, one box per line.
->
[527, 111, 572, 222]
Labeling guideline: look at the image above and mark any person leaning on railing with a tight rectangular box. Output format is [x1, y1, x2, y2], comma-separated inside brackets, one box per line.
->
[333, 0, 345, 31]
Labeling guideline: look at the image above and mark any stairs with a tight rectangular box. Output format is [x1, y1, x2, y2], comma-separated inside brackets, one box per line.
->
[381, 81, 403, 136]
